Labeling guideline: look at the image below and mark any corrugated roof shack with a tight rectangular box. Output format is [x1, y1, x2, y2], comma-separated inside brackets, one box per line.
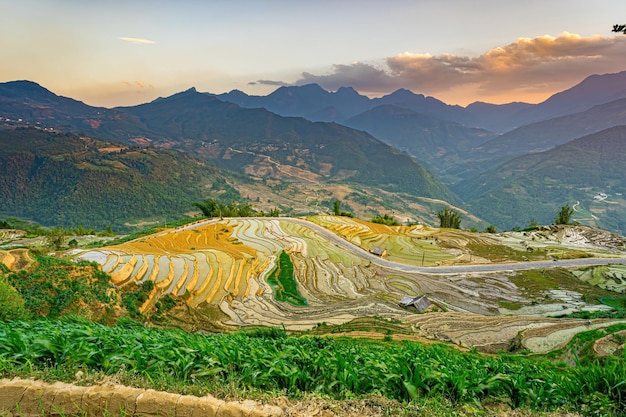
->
[369, 246, 387, 257]
[399, 295, 431, 312]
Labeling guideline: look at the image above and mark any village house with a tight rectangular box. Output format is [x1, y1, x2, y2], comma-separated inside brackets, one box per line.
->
[399, 295, 432, 312]
[369, 246, 387, 257]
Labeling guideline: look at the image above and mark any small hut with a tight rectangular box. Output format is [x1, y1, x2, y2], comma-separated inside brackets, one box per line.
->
[399, 295, 431, 312]
[370, 246, 387, 257]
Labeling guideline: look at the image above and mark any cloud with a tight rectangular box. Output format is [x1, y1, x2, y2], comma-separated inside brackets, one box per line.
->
[119, 37, 155, 45]
[290, 33, 626, 104]
[298, 62, 398, 92]
[121, 80, 154, 90]
[250, 79, 290, 86]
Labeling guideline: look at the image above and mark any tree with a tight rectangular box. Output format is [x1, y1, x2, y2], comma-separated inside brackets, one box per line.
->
[45, 228, 67, 250]
[371, 213, 399, 226]
[484, 225, 497, 233]
[268, 207, 280, 217]
[193, 198, 219, 218]
[612, 24, 626, 34]
[437, 208, 462, 229]
[555, 205, 574, 225]
[331, 199, 353, 217]
[333, 199, 342, 216]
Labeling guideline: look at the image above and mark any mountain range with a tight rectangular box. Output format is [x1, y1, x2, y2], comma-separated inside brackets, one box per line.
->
[218, 70, 626, 132]
[1, 69, 626, 234]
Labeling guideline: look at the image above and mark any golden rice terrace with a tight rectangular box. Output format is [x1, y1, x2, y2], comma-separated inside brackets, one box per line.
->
[67, 217, 626, 352]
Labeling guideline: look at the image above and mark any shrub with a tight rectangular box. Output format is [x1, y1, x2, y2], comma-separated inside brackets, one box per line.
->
[0, 276, 30, 320]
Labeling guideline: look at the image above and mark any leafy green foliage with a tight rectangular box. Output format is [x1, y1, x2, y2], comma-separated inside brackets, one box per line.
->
[0, 276, 29, 320]
[333, 199, 341, 216]
[371, 213, 400, 226]
[0, 318, 624, 415]
[555, 205, 574, 225]
[45, 228, 67, 249]
[266, 251, 307, 306]
[484, 224, 497, 233]
[330, 199, 354, 217]
[193, 198, 254, 218]
[121, 280, 155, 319]
[600, 297, 626, 310]
[437, 208, 462, 229]
[6, 255, 114, 319]
[0, 128, 232, 232]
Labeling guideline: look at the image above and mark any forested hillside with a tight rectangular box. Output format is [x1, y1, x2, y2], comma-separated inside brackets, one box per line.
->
[456, 126, 626, 234]
[0, 128, 231, 231]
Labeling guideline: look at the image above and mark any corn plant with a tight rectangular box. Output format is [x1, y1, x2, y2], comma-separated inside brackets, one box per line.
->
[0, 317, 624, 416]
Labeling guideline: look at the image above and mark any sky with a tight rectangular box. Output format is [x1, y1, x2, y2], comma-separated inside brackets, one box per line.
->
[1, 0, 626, 108]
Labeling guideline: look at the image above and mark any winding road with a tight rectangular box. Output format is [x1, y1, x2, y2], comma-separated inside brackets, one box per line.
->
[169, 217, 626, 275]
[283, 218, 626, 275]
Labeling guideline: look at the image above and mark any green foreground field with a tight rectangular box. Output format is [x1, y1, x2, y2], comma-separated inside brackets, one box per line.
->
[0, 317, 625, 416]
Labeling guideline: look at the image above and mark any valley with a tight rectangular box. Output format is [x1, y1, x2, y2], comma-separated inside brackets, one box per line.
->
[2, 214, 626, 416]
[2, 69, 626, 416]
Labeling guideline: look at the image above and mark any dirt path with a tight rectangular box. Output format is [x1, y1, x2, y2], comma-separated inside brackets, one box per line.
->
[0, 377, 584, 417]
[0, 378, 282, 417]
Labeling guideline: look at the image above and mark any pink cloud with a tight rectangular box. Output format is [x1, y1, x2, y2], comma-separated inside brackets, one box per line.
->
[294, 33, 626, 104]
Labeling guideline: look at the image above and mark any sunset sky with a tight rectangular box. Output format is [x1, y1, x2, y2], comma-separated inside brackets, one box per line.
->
[2, 0, 626, 107]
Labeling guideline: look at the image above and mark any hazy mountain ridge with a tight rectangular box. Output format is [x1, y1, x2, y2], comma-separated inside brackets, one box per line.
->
[455, 126, 626, 234]
[216, 70, 626, 134]
[0, 81, 457, 202]
[511, 70, 626, 126]
[462, 98, 626, 176]
[119, 88, 458, 202]
[3, 70, 626, 234]
[213, 70, 626, 189]
[218, 83, 477, 125]
[343, 104, 497, 183]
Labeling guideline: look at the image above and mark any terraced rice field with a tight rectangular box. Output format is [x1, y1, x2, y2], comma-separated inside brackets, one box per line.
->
[403, 311, 626, 353]
[306, 215, 459, 265]
[76, 218, 406, 330]
[74, 218, 626, 352]
[0, 249, 33, 270]
[572, 265, 626, 293]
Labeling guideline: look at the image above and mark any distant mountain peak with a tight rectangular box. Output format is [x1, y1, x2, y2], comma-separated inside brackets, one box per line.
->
[296, 83, 326, 91]
[333, 86, 362, 97]
[271, 83, 327, 96]
[226, 89, 249, 98]
[6, 80, 45, 88]
[388, 88, 424, 98]
[0, 80, 57, 98]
